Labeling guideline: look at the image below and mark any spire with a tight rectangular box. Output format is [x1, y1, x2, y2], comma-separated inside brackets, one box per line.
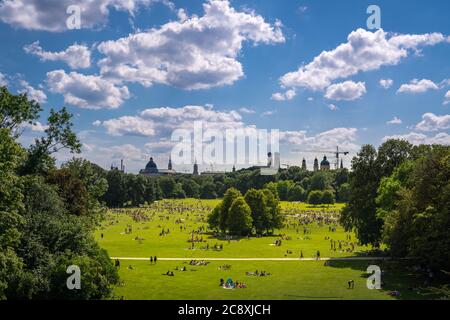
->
[168, 155, 173, 170]
[340, 158, 344, 169]
[302, 158, 307, 171]
[193, 159, 199, 176]
[313, 157, 319, 172]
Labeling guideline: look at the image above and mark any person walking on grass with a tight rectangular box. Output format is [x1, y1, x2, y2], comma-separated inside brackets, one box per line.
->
[316, 250, 321, 260]
[348, 280, 355, 289]
[154, 256, 157, 263]
[150, 256, 153, 264]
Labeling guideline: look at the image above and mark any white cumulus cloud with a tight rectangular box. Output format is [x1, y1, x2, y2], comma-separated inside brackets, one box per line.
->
[279, 28, 448, 92]
[415, 113, 450, 132]
[97, 0, 284, 90]
[379, 79, 393, 89]
[397, 79, 439, 94]
[324, 81, 366, 101]
[99, 105, 245, 137]
[383, 132, 450, 145]
[280, 128, 360, 153]
[271, 89, 296, 101]
[24, 41, 91, 69]
[386, 117, 402, 125]
[19, 80, 47, 104]
[46, 70, 130, 109]
[0, 0, 158, 32]
[444, 90, 450, 105]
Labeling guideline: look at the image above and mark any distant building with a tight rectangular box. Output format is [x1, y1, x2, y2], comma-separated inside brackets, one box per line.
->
[320, 156, 330, 171]
[110, 159, 125, 172]
[302, 158, 307, 171]
[193, 160, 199, 176]
[140, 157, 176, 176]
[313, 158, 319, 172]
[168, 156, 173, 171]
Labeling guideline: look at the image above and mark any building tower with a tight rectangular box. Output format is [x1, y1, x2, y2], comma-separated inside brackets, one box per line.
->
[340, 158, 344, 169]
[168, 156, 173, 171]
[267, 152, 273, 167]
[320, 156, 330, 171]
[193, 159, 199, 176]
[232, 164, 236, 172]
[313, 158, 319, 172]
[302, 158, 307, 171]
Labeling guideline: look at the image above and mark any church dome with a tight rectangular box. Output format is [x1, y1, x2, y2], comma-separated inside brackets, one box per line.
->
[145, 157, 158, 173]
[321, 156, 330, 166]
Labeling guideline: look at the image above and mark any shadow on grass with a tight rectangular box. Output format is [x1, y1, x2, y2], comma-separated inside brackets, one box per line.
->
[326, 259, 437, 300]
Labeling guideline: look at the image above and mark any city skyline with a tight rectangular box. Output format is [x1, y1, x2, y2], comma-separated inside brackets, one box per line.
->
[0, 0, 449, 173]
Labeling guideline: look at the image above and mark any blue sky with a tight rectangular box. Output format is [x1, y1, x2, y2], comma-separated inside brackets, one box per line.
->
[0, 0, 449, 173]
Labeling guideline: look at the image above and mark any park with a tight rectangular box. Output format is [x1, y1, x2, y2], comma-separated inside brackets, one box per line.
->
[94, 199, 427, 300]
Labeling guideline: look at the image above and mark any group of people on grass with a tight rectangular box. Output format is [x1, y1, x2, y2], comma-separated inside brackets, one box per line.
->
[246, 270, 271, 277]
[220, 278, 246, 289]
[189, 260, 209, 266]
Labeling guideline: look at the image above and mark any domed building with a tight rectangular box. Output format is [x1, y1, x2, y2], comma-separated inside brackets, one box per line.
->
[140, 157, 176, 176]
[320, 156, 330, 171]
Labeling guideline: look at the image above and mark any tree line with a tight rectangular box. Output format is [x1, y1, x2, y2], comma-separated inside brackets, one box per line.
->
[99, 163, 350, 208]
[0, 87, 118, 299]
[340, 140, 450, 272]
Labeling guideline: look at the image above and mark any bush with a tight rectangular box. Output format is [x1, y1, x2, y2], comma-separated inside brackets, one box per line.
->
[321, 190, 335, 205]
[308, 190, 323, 205]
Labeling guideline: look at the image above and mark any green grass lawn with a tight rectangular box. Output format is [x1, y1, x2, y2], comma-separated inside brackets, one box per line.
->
[95, 200, 366, 259]
[95, 199, 427, 300]
[112, 260, 426, 300]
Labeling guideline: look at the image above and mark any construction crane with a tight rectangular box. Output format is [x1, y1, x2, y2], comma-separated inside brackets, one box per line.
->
[292, 146, 349, 170]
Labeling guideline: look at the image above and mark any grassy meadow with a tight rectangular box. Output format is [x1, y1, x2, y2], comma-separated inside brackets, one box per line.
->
[95, 199, 427, 300]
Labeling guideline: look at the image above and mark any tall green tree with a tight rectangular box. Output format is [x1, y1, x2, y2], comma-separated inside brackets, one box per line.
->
[0, 129, 26, 299]
[218, 188, 241, 232]
[244, 189, 267, 234]
[341, 140, 413, 247]
[340, 145, 381, 246]
[22, 108, 81, 175]
[227, 197, 253, 236]
[0, 86, 41, 134]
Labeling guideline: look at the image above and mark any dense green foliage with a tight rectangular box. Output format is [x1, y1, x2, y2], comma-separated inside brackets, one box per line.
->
[0, 88, 118, 300]
[341, 140, 413, 247]
[376, 146, 450, 270]
[208, 188, 283, 235]
[341, 140, 450, 271]
[99, 158, 348, 208]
